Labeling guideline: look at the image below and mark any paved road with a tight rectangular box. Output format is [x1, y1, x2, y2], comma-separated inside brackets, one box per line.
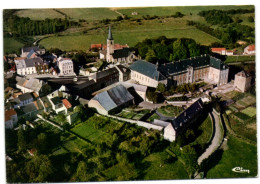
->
[197, 111, 224, 165]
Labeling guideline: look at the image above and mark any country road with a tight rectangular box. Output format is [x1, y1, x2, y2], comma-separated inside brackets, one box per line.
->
[197, 111, 224, 165]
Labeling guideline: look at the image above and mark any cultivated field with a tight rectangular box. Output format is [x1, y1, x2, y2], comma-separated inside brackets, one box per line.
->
[15, 9, 65, 20]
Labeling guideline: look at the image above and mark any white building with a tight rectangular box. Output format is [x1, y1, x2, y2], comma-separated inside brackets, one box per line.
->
[57, 57, 75, 76]
[14, 57, 45, 76]
[243, 44, 255, 55]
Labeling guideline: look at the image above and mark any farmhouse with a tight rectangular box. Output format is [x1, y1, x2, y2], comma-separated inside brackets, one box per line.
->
[88, 85, 134, 115]
[234, 71, 252, 92]
[243, 44, 255, 55]
[130, 55, 229, 87]
[99, 26, 136, 64]
[211, 48, 235, 55]
[164, 98, 204, 142]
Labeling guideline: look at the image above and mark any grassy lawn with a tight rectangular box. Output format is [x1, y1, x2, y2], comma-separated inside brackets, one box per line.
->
[190, 116, 213, 148]
[225, 56, 255, 63]
[233, 112, 250, 121]
[117, 110, 136, 119]
[147, 113, 160, 122]
[157, 105, 183, 117]
[4, 37, 24, 54]
[206, 135, 257, 178]
[142, 151, 189, 180]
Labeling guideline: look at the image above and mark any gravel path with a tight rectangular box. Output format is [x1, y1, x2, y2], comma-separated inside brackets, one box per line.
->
[197, 111, 224, 165]
[155, 110, 175, 121]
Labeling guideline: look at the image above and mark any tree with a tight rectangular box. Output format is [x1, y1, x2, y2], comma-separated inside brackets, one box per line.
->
[34, 133, 47, 154]
[39, 84, 52, 97]
[188, 42, 200, 57]
[171, 39, 188, 61]
[145, 49, 157, 63]
[75, 161, 90, 181]
[156, 83, 166, 93]
[17, 126, 26, 152]
[26, 155, 54, 182]
[248, 16, 254, 22]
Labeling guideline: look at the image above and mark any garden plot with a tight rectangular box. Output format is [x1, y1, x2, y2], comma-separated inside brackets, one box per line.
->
[117, 109, 150, 120]
[240, 95, 256, 106]
[241, 107, 256, 118]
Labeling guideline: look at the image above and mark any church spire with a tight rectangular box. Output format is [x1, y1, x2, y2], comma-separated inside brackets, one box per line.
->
[108, 26, 113, 40]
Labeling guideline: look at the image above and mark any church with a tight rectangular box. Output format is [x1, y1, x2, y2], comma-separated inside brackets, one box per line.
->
[99, 26, 136, 64]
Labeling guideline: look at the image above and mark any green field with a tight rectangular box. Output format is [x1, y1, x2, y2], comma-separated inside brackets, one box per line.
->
[191, 116, 213, 148]
[4, 37, 24, 54]
[39, 27, 219, 51]
[115, 5, 253, 18]
[206, 135, 257, 178]
[15, 9, 65, 20]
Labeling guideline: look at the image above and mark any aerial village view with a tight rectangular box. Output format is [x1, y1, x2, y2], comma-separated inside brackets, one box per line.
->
[3, 4, 257, 183]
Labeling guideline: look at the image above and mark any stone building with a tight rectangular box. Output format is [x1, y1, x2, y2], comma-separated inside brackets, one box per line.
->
[234, 71, 252, 92]
[164, 98, 204, 142]
[99, 26, 136, 64]
[130, 55, 229, 88]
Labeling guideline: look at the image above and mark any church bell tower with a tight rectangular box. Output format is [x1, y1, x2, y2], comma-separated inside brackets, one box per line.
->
[106, 26, 114, 62]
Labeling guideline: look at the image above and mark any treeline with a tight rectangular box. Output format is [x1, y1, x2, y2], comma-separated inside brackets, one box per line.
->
[5, 15, 79, 36]
[187, 21, 254, 45]
[134, 36, 210, 64]
[198, 8, 254, 25]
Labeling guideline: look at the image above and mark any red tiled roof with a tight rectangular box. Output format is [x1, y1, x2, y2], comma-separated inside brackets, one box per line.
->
[32, 92, 39, 98]
[247, 44, 255, 51]
[62, 99, 72, 109]
[103, 44, 129, 50]
[91, 44, 103, 49]
[5, 87, 13, 92]
[5, 109, 17, 122]
[14, 57, 26, 61]
[211, 48, 226, 52]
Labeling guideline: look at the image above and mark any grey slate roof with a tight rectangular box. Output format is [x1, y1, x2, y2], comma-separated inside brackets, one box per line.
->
[16, 76, 26, 86]
[21, 103, 37, 114]
[90, 68, 119, 81]
[22, 46, 39, 53]
[27, 49, 37, 58]
[129, 60, 167, 81]
[25, 58, 44, 67]
[130, 55, 228, 80]
[172, 98, 203, 130]
[108, 26, 113, 40]
[18, 93, 33, 101]
[24, 78, 42, 92]
[159, 55, 228, 77]
[112, 48, 132, 59]
[93, 84, 134, 111]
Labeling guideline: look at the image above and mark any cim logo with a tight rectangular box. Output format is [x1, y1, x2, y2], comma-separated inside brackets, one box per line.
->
[232, 167, 250, 174]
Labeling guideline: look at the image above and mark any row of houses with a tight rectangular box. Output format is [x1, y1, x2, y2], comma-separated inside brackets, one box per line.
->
[211, 44, 255, 56]
[13, 46, 75, 77]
